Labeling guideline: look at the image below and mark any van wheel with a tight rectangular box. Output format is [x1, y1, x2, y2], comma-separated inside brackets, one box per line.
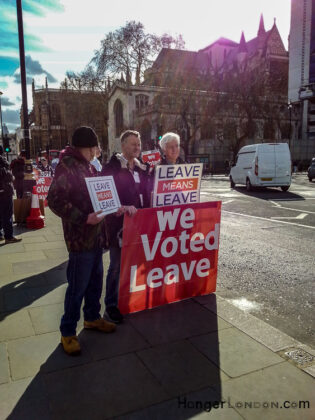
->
[246, 178, 252, 192]
[281, 186, 289, 192]
[230, 176, 235, 188]
[309, 177, 313, 182]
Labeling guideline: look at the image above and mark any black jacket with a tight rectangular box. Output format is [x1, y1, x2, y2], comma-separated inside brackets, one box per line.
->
[101, 153, 150, 247]
[0, 155, 14, 197]
[10, 158, 25, 181]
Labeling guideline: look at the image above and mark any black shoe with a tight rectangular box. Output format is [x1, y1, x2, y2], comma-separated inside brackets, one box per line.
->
[106, 306, 124, 324]
[5, 237, 22, 244]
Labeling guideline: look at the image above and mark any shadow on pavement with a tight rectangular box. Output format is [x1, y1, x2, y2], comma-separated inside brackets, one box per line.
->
[232, 186, 305, 201]
[5, 296, 222, 420]
[0, 262, 67, 321]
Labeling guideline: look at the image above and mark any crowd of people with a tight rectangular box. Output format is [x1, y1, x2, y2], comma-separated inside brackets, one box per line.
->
[47, 126, 182, 355]
[1, 126, 183, 355]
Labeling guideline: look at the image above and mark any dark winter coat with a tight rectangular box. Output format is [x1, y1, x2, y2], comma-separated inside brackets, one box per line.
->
[47, 146, 107, 252]
[101, 153, 150, 247]
[10, 158, 25, 180]
[0, 155, 14, 197]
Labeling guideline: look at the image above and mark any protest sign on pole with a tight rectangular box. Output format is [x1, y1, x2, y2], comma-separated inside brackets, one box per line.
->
[118, 201, 221, 314]
[33, 168, 52, 206]
[85, 176, 121, 215]
[153, 163, 203, 207]
[141, 150, 161, 168]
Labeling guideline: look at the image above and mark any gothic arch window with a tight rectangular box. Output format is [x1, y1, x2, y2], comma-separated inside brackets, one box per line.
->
[135, 94, 149, 111]
[114, 99, 123, 137]
[51, 103, 61, 125]
[40, 102, 48, 128]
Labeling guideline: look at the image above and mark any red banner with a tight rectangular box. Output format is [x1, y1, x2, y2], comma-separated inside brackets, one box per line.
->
[118, 201, 221, 314]
[142, 150, 161, 167]
[33, 168, 52, 206]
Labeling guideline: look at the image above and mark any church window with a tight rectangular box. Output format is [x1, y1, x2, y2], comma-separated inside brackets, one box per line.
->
[135, 94, 149, 111]
[51, 104, 61, 125]
[114, 99, 124, 137]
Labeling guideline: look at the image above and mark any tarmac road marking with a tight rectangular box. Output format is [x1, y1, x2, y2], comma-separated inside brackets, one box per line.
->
[270, 201, 315, 215]
[271, 213, 308, 220]
[222, 210, 315, 230]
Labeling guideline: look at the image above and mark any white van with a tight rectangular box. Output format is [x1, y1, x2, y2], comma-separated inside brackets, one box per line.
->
[230, 143, 291, 191]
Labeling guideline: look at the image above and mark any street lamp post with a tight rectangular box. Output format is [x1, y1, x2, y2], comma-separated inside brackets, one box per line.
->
[16, 0, 35, 193]
[288, 100, 293, 151]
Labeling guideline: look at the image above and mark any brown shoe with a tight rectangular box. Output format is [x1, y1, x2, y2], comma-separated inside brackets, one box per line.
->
[5, 237, 22, 244]
[61, 335, 81, 355]
[84, 318, 116, 333]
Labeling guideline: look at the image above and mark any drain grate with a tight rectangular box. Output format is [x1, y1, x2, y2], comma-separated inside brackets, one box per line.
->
[279, 347, 314, 368]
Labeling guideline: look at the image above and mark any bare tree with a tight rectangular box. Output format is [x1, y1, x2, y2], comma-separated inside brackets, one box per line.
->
[92, 21, 185, 85]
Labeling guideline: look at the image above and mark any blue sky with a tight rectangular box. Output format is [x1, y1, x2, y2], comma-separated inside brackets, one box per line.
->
[0, 0, 291, 131]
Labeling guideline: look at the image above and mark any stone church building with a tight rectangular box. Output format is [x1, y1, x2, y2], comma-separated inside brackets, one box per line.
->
[29, 15, 301, 171]
[108, 15, 295, 172]
[29, 79, 108, 157]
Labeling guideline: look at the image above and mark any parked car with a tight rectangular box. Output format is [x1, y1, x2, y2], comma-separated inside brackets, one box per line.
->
[230, 143, 291, 191]
[308, 158, 315, 182]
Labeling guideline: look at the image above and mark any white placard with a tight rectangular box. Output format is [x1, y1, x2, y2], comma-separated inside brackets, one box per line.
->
[153, 163, 203, 207]
[85, 176, 121, 215]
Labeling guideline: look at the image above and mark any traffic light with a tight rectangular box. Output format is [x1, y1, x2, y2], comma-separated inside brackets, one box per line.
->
[3, 136, 11, 153]
[157, 124, 163, 143]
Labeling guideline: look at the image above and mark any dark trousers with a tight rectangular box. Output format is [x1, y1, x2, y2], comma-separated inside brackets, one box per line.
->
[104, 247, 121, 308]
[0, 194, 13, 239]
[14, 180, 24, 199]
[60, 248, 104, 337]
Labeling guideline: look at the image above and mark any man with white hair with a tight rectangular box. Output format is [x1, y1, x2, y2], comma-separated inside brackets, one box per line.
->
[159, 132, 184, 165]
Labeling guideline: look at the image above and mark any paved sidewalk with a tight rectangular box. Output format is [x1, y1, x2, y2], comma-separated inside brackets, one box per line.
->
[0, 209, 314, 419]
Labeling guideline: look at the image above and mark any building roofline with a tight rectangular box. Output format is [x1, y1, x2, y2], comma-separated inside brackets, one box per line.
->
[34, 88, 105, 94]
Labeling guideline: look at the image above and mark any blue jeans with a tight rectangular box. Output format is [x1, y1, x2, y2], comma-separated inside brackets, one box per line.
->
[0, 194, 13, 239]
[60, 249, 104, 337]
[104, 247, 121, 308]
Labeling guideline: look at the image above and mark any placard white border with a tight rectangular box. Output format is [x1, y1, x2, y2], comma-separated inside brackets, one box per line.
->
[153, 163, 203, 207]
[85, 176, 121, 215]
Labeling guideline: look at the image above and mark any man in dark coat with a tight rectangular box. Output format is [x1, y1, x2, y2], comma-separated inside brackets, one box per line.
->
[47, 126, 116, 355]
[10, 151, 26, 198]
[0, 146, 22, 244]
[101, 130, 150, 323]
